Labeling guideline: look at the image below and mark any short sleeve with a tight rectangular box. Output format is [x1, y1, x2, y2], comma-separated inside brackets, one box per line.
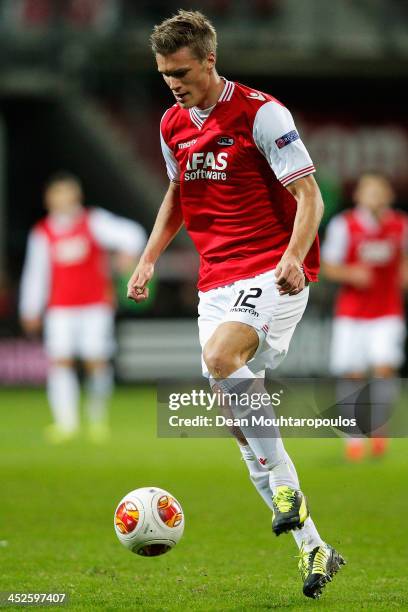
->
[253, 101, 315, 187]
[160, 132, 180, 183]
[19, 229, 50, 318]
[89, 208, 147, 255]
[160, 112, 180, 183]
[321, 215, 349, 264]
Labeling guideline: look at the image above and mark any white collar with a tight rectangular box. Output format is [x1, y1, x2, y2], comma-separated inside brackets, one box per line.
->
[48, 208, 83, 231]
[189, 79, 235, 130]
[355, 207, 386, 230]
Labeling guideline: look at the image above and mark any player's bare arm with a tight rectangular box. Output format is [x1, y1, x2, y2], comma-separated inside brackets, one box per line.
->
[113, 252, 140, 275]
[20, 316, 43, 337]
[321, 260, 373, 289]
[127, 182, 183, 302]
[401, 254, 408, 289]
[275, 174, 324, 296]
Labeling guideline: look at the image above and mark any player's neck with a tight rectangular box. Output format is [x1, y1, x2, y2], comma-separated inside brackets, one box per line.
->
[357, 205, 388, 223]
[373, 209, 387, 221]
[195, 72, 225, 110]
[48, 204, 83, 226]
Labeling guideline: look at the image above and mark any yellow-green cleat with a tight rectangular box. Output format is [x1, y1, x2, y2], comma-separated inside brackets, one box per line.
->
[298, 542, 346, 599]
[271, 486, 309, 536]
[43, 424, 79, 445]
[87, 421, 110, 444]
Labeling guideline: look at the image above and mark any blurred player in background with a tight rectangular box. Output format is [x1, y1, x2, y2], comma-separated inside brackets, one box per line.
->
[322, 172, 408, 460]
[128, 10, 345, 599]
[20, 171, 146, 443]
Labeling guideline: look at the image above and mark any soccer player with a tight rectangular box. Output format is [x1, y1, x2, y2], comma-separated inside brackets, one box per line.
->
[127, 11, 344, 598]
[322, 172, 408, 460]
[20, 171, 146, 443]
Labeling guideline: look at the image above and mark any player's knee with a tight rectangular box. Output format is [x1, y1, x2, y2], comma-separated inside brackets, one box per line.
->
[203, 344, 243, 378]
[83, 359, 108, 374]
[50, 358, 75, 369]
[373, 366, 395, 378]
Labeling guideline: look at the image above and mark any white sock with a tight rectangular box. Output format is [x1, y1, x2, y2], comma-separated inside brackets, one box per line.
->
[281, 434, 324, 550]
[239, 443, 273, 510]
[85, 365, 113, 424]
[370, 377, 399, 434]
[336, 378, 365, 443]
[240, 442, 324, 551]
[47, 365, 80, 432]
[292, 517, 325, 552]
[239, 445, 301, 506]
[222, 366, 324, 552]
[283, 449, 300, 488]
[215, 364, 298, 488]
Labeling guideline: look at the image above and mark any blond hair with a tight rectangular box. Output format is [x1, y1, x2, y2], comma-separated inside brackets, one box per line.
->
[150, 10, 217, 61]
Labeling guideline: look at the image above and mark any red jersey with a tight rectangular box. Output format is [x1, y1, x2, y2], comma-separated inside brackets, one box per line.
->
[324, 209, 408, 319]
[35, 210, 113, 308]
[160, 79, 320, 291]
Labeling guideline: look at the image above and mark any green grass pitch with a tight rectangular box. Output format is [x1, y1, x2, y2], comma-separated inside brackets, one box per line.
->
[1, 387, 408, 611]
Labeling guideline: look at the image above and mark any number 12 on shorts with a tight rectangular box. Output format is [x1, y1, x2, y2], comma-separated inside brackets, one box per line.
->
[233, 288, 262, 309]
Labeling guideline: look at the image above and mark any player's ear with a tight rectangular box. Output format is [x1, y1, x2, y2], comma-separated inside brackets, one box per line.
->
[386, 182, 396, 206]
[351, 181, 360, 206]
[206, 51, 216, 72]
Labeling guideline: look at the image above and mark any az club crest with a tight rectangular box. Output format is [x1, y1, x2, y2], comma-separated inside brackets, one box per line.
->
[217, 136, 234, 146]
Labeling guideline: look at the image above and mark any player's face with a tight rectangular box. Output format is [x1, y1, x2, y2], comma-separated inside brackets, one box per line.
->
[156, 47, 215, 109]
[354, 176, 395, 215]
[44, 182, 83, 216]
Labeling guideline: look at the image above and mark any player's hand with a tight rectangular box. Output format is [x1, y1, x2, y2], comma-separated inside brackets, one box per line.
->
[127, 261, 154, 302]
[275, 254, 305, 296]
[347, 265, 373, 289]
[21, 317, 42, 337]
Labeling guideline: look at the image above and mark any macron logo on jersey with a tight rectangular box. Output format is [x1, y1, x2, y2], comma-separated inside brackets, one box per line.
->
[178, 139, 197, 150]
[275, 130, 300, 149]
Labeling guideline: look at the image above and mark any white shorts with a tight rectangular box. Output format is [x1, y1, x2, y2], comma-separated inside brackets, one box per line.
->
[330, 315, 406, 375]
[44, 305, 115, 360]
[198, 269, 309, 377]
